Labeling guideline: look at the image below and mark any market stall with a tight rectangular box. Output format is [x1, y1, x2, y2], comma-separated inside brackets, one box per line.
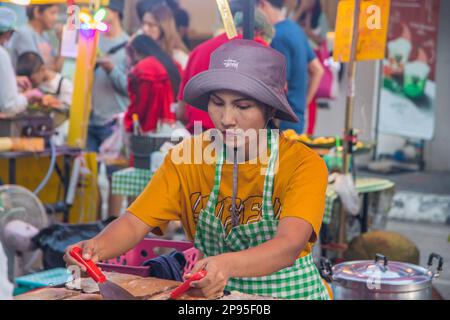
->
[2, 0, 301, 301]
[0, 0, 112, 225]
[2, 0, 446, 302]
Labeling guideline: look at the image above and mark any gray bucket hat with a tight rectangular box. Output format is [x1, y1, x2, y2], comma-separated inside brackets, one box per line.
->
[183, 39, 299, 123]
[0, 7, 17, 33]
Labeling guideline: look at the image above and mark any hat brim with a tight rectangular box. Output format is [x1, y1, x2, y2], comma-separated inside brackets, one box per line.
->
[183, 69, 299, 123]
[0, 26, 15, 32]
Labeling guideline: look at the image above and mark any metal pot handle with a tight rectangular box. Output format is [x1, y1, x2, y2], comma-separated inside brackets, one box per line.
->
[319, 257, 333, 282]
[375, 254, 388, 266]
[375, 254, 388, 272]
[427, 253, 444, 278]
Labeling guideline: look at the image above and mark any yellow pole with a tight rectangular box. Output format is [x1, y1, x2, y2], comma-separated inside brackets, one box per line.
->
[338, 0, 361, 256]
[67, 0, 106, 148]
[67, 30, 100, 148]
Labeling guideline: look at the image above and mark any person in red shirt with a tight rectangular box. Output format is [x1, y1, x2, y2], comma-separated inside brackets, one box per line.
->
[176, 9, 275, 134]
[175, 33, 228, 134]
[124, 35, 182, 134]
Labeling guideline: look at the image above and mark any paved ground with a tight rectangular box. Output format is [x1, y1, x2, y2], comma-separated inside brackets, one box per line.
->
[386, 219, 450, 300]
[361, 169, 449, 299]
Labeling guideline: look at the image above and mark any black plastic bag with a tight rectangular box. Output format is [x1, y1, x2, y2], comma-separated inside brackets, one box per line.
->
[32, 217, 116, 270]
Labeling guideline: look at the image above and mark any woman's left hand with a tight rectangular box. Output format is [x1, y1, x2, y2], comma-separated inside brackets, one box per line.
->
[185, 256, 230, 299]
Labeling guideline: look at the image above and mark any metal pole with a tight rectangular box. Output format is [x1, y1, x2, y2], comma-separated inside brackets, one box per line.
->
[338, 0, 361, 256]
[243, 0, 255, 40]
[373, 62, 383, 161]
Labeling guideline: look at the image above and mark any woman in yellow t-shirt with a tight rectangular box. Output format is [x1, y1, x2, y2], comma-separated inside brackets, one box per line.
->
[65, 39, 329, 300]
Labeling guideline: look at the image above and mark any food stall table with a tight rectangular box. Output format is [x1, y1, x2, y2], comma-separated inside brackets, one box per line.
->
[0, 147, 83, 222]
[323, 177, 395, 225]
[111, 167, 153, 197]
[321, 177, 396, 258]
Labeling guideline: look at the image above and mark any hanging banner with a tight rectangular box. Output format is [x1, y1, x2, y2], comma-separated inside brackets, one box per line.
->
[333, 0, 391, 62]
[379, 0, 440, 140]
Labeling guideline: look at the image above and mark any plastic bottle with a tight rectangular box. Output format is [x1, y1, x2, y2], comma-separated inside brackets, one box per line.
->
[97, 162, 110, 220]
[132, 113, 141, 136]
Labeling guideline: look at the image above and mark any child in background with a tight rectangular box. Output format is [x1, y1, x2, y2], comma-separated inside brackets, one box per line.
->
[0, 8, 42, 114]
[16, 51, 73, 111]
[16, 51, 73, 145]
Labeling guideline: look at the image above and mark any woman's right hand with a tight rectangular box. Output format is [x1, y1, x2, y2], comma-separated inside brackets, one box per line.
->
[63, 239, 101, 272]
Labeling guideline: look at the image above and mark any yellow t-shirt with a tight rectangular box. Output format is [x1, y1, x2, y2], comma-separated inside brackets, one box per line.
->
[128, 132, 328, 258]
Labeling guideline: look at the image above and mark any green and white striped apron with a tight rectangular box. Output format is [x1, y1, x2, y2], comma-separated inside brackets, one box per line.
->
[194, 130, 330, 300]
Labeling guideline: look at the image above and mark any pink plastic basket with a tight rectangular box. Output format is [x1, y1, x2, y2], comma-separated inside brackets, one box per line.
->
[98, 238, 200, 277]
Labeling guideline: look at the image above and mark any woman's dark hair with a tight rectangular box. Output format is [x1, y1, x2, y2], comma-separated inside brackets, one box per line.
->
[166, 0, 179, 10]
[166, 0, 189, 28]
[267, 119, 279, 130]
[26, 5, 57, 20]
[0, 30, 13, 38]
[136, 0, 166, 21]
[129, 34, 181, 98]
[16, 51, 44, 77]
[299, 0, 322, 29]
[256, 0, 284, 9]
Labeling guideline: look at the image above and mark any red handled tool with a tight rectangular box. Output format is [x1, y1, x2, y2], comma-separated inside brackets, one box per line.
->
[70, 247, 138, 300]
[170, 270, 207, 300]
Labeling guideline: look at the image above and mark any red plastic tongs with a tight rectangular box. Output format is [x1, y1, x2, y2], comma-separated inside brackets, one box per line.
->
[70, 247, 138, 300]
[170, 270, 207, 300]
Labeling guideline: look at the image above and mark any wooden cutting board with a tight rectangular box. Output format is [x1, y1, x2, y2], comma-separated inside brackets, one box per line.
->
[16, 272, 276, 300]
[65, 272, 184, 299]
[15, 288, 81, 300]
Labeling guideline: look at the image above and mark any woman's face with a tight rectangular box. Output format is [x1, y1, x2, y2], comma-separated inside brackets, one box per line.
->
[142, 12, 162, 41]
[208, 90, 273, 150]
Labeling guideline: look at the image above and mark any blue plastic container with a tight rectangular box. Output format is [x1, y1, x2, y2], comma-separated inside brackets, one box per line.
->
[14, 268, 73, 296]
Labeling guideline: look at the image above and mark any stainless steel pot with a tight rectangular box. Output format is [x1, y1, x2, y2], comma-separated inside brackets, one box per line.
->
[320, 253, 444, 300]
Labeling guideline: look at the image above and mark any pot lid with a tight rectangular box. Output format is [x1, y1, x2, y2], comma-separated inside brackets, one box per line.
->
[332, 254, 435, 292]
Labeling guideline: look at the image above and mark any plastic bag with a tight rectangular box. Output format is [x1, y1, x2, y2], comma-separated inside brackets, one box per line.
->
[0, 243, 13, 300]
[98, 162, 110, 221]
[98, 113, 128, 162]
[51, 120, 69, 147]
[315, 42, 340, 100]
[31, 217, 116, 270]
[332, 173, 361, 216]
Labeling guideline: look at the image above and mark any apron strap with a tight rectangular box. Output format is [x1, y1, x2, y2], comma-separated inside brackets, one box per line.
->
[204, 142, 224, 214]
[203, 129, 279, 221]
[262, 129, 279, 220]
